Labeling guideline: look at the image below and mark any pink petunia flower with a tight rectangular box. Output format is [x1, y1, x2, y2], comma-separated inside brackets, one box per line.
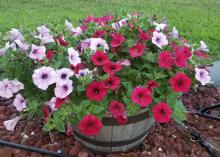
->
[54, 80, 73, 99]
[32, 66, 56, 90]
[13, 94, 26, 112]
[29, 44, 46, 61]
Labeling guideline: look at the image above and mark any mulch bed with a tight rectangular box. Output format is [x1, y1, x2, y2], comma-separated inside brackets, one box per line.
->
[0, 86, 220, 157]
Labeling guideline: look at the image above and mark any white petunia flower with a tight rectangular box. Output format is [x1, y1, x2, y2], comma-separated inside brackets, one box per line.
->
[65, 20, 73, 31]
[10, 79, 24, 93]
[171, 26, 179, 39]
[0, 42, 11, 56]
[29, 44, 46, 60]
[198, 41, 209, 52]
[3, 116, 22, 131]
[195, 68, 211, 85]
[37, 25, 51, 37]
[71, 27, 83, 36]
[153, 22, 167, 31]
[32, 66, 56, 90]
[152, 31, 168, 49]
[0, 79, 14, 98]
[4, 28, 24, 42]
[75, 68, 93, 79]
[54, 80, 73, 98]
[89, 38, 109, 52]
[112, 19, 127, 30]
[14, 40, 29, 51]
[13, 94, 26, 112]
[56, 68, 74, 85]
[68, 47, 81, 66]
[46, 97, 57, 112]
[35, 25, 55, 45]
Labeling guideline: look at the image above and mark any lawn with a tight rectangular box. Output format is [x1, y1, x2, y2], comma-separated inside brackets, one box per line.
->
[0, 0, 219, 59]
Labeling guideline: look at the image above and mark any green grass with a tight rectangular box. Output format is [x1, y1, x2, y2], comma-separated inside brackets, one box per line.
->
[0, 0, 220, 59]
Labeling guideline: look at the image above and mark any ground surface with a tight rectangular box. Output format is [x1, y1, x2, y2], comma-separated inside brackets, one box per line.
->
[0, 86, 220, 157]
[0, 0, 220, 59]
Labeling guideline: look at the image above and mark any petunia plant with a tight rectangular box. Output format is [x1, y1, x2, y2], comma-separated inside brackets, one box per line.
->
[0, 14, 212, 136]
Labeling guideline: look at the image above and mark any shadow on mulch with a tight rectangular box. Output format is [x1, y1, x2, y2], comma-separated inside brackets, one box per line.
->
[0, 86, 220, 157]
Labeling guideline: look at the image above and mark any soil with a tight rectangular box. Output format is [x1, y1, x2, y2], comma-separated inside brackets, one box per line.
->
[0, 86, 220, 157]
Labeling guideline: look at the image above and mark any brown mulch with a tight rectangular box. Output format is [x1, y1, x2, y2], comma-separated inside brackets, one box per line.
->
[0, 86, 220, 157]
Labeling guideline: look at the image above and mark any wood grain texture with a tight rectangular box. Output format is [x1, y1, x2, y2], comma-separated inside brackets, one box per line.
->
[72, 112, 155, 154]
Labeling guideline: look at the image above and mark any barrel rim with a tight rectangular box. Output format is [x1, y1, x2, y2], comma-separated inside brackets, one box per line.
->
[102, 110, 149, 126]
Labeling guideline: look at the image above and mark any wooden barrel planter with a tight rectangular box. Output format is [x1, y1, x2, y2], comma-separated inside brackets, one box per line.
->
[72, 110, 154, 154]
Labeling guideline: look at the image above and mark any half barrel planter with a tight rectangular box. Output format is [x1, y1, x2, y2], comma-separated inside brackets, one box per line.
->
[72, 110, 154, 154]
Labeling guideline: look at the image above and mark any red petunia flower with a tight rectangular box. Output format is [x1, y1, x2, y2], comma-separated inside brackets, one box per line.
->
[91, 51, 109, 66]
[55, 97, 68, 109]
[174, 50, 188, 67]
[158, 51, 173, 69]
[131, 87, 152, 107]
[57, 36, 68, 47]
[152, 102, 172, 123]
[182, 46, 192, 59]
[66, 122, 73, 137]
[169, 72, 191, 93]
[70, 63, 82, 74]
[86, 81, 107, 102]
[110, 32, 126, 47]
[92, 30, 106, 38]
[116, 114, 128, 125]
[103, 75, 120, 90]
[138, 29, 148, 42]
[129, 42, 146, 58]
[194, 50, 208, 59]
[79, 114, 103, 136]
[109, 100, 125, 117]
[146, 80, 159, 91]
[138, 29, 155, 42]
[46, 50, 55, 62]
[103, 61, 122, 75]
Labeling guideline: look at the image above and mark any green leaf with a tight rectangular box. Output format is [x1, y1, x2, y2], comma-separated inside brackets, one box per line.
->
[172, 100, 186, 123]
[54, 119, 65, 132]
